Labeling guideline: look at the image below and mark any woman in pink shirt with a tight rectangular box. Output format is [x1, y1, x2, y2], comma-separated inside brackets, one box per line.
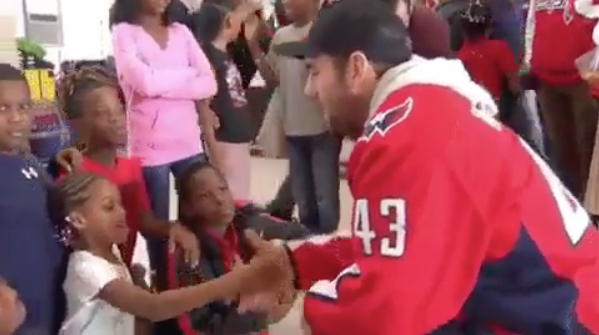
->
[110, 0, 217, 302]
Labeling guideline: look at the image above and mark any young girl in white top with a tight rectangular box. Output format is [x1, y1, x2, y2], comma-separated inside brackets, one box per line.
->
[48, 172, 283, 334]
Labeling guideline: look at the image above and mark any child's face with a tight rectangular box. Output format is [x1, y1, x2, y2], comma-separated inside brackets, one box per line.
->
[183, 167, 236, 228]
[0, 80, 32, 154]
[71, 178, 129, 246]
[75, 86, 127, 148]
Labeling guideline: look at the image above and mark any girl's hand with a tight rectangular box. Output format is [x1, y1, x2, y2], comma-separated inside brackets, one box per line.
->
[240, 0, 262, 19]
[244, 13, 262, 44]
[198, 101, 220, 130]
[168, 223, 200, 266]
[129, 264, 151, 290]
[205, 108, 220, 130]
[55, 147, 83, 173]
[0, 280, 26, 335]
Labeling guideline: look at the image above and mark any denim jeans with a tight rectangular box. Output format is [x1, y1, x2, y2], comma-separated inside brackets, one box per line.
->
[141, 153, 206, 290]
[287, 132, 341, 234]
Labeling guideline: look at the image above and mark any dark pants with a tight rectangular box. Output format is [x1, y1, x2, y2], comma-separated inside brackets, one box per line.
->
[266, 175, 295, 220]
[141, 153, 206, 290]
[537, 82, 598, 199]
[287, 132, 341, 234]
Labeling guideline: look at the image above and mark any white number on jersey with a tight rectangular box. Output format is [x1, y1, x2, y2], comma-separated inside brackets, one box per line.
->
[519, 139, 590, 245]
[354, 198, 406, 257]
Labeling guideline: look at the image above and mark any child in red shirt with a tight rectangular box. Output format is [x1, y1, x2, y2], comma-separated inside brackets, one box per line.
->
[455, 0, 520, 102]
[56, 66, 199, 269]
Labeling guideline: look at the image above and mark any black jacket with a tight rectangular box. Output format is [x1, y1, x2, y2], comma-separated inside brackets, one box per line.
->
[174, 205, 310, 334]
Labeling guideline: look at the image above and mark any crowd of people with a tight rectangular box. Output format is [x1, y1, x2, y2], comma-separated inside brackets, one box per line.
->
[3, 0, 599, 333]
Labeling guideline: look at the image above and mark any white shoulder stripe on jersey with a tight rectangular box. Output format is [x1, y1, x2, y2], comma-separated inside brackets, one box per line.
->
[308, 263, 361, 300]
[282, 230, 352, 251]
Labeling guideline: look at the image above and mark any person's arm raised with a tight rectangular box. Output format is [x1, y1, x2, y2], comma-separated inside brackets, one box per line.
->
[245, 15, 279, 87]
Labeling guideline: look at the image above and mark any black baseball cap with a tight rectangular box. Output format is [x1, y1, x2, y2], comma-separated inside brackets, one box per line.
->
[273, 0, 412, 65]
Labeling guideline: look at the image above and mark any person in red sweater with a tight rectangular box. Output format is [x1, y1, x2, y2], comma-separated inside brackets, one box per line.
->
[456, 0, 519, 104]
[530, 0, 598, 199]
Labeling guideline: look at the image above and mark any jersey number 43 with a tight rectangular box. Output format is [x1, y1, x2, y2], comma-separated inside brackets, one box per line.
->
[354, 198, 406, 257]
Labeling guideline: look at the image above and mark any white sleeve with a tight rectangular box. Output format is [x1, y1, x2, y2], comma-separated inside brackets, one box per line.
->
[67, 252, 121, 302]
[574, 0, 599, 18]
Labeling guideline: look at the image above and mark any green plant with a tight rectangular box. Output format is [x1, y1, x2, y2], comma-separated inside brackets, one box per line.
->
[17, 37, 46, 59]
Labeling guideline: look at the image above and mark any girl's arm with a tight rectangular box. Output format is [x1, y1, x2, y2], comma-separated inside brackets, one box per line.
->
[246, 16, 279, 87]
[112, 24, 206, 98]
[237, 204, 312, 240]
[197, 101, 226, 171]
[100, 272, 242, 322]
[495, 41, 521, 95]
[130, 161, 200, 264]
[178, 25, 218, 101]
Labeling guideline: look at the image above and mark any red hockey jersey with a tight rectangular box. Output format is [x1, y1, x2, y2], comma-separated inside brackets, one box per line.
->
[289, 58, 599, 335]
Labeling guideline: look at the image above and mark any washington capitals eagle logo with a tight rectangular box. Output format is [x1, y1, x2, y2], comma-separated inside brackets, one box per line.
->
[359, 97, 413, 142]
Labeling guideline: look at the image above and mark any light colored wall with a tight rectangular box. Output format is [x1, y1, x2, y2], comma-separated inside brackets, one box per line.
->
[60, 0, 113, 61]
[0, 0, 20, 67]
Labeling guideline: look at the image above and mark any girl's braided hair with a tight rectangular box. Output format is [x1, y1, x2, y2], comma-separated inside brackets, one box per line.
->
[57, 65, 120, 120]
[460, 0, 492, 39]
[47, 172, 105, 246]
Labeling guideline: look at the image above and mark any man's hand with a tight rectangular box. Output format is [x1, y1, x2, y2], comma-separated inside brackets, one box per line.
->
[55, 147, 83, 173]
[236, 230, 296, 312]
[168, 223, 200, 266]
[0, 280, 25, 335]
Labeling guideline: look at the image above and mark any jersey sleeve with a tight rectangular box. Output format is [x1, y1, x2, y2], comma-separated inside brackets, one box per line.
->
[300, 88, 500, 335]
[287, 233, 355, 290]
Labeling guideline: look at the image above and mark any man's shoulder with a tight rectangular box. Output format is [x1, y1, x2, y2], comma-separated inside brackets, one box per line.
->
[353, 84, 473, 164]
[273, 24, 310, 43]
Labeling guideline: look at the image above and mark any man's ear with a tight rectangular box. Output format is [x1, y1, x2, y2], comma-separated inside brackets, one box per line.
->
[346, 51, 371, 92]
[395, 0, 411, 26]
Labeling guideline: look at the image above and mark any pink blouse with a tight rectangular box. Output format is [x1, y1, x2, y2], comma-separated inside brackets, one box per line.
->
[112, 22, 217, 167]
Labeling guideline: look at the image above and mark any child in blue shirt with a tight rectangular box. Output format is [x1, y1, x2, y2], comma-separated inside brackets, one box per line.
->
[0, 63, 65, 334]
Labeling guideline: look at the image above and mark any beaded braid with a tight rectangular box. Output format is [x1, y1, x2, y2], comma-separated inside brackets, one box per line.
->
[57, 65, 120, 151]
[57, 65, 119, 120]
[47, 172, 105, 246]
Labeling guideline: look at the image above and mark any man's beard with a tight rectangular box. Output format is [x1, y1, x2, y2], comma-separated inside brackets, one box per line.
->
[334, 92, 370, 140]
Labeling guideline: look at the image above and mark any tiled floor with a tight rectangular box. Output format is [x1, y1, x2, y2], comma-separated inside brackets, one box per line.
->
[169, 157, 354, 333]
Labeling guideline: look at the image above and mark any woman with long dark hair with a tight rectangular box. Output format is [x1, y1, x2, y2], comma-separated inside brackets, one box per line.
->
[110, 0, 216, 300]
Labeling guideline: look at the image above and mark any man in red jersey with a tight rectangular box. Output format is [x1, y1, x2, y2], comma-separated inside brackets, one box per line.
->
[529, 0, 598, 199]
[239, 0, 599, 334]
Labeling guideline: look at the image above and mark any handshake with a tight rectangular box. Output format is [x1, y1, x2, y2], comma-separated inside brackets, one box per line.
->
[221, 230, 299, 320]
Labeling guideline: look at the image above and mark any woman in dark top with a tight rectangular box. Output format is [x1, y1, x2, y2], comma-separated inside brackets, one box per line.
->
[192, 0, 257, 201]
